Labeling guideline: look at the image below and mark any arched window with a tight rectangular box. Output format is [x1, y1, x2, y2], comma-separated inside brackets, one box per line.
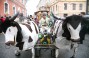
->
[4, 2, 9, 14]
[13, 6, 16, 15]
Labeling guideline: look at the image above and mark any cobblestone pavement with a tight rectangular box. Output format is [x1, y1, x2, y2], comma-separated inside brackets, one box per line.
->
[0, 34, 89, 58]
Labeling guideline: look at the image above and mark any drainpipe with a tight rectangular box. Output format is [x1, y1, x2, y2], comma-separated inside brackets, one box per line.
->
[86, 0, 88, 14]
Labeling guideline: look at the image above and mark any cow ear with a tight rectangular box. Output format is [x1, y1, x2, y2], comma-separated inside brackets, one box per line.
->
[10, 12, 19, 21]
[4, 17, 10, 22]
[62, 18, 67, 28]
[82, 16, 89, 26]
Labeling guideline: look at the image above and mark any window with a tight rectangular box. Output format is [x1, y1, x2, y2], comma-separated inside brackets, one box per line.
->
[88, 5, 89, 13]
[50, 7, 52, 11]
[13, 6, 16, 15]
[79, 4, 83, 10]
[72, 3, 76, 10]
[64, 3, 67, 10]
[22, 0, 24, 4]
[56, 5, 57, 11]
[4, 3, 9, 14]
[53, 6, 54, 11]
[52, 6, 53, 11]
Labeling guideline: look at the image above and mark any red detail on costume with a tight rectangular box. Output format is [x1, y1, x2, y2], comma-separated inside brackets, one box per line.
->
[0, 18, 5, 23]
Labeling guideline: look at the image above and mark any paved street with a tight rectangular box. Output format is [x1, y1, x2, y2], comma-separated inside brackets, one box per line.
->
[0, 34, 89, 58]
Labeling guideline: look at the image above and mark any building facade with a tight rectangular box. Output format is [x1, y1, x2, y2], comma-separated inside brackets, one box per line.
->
[49, 0, 86, 17]
[86, 0, 89, 14]
[0, 0, 27, 16]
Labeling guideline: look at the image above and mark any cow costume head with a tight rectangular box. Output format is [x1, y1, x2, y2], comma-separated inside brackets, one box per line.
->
[0, 12, 23, 46]
[62, 15, 86, 42]
[52, 13, 89, 58]
[52, 14, 88, 43]
[0, 12, 19, 33]
[0, 13, 40, 58]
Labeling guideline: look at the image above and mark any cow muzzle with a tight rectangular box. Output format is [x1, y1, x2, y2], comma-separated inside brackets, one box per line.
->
[5, 41, 15, 46]
[71, 38, 80, 42]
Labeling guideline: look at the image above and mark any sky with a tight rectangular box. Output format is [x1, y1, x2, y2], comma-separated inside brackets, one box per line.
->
[26, 0, 40, 15]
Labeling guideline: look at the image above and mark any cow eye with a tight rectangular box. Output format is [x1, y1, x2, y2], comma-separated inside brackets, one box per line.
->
[9, 29, 11, 32]
[68, 27, 71, 30]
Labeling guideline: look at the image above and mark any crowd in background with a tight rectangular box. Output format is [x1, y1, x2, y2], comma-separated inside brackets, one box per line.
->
[0, 11, 86, 27]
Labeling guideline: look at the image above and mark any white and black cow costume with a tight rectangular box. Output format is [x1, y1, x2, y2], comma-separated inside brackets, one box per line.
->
[0, 13, 39, 58]
[52, 14, 89, 58]
[62, 15, 88, 43]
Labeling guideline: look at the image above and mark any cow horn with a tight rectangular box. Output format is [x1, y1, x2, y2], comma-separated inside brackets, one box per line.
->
[10, 12, 19, 21]
[51, 12, 64, 20]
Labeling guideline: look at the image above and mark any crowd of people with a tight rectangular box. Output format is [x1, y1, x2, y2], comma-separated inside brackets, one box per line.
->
[0, 12, 86, 28]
